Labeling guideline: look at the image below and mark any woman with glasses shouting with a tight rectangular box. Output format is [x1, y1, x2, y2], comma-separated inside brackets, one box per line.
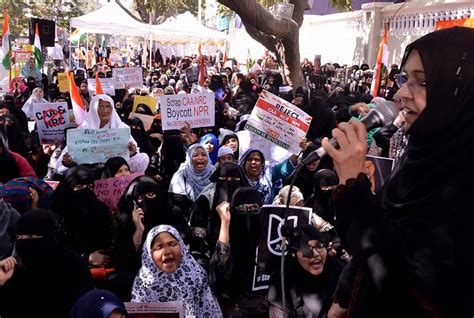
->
[267, 224, 345, 317]
[324, 27, 474, 318]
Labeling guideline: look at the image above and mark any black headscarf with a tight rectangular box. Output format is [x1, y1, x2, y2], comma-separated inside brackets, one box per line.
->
[0, 125, 20, 184]
[117, 175, 186, 236]
[377, 27, 474, 316]
[126, 116, 155, 157]
[101, 156, 129, 179]
[210, 162, 248, 207]
[0, 114, 29, 157]
[305, 169, 338, 224]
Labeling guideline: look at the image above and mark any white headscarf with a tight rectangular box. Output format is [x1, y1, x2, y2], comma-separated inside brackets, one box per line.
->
[168, 144, 215, 201]
[79, 94, 127, 129]
[22, 87, 47, 118]
[131, 225, 222, 317]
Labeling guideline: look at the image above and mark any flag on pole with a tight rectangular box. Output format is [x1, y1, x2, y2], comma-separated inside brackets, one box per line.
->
[2, 9, 11, 70]
[370, 26, 389, 97]
[68, 70, 86, 125]
[95, 72, 104, 95]
[34, 23, 43, 69]
[198, 43, 205, 86]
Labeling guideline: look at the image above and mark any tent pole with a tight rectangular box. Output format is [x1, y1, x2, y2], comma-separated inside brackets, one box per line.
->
[69, 25, 72, 70]
[149, 11, 153, 69]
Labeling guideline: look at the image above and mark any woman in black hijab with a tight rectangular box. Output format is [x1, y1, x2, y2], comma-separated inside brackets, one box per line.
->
[323, 27, 474, 317]
[101, 156, 130, 179]
[125, 116, 155, 158]
[268, 224, 345, 317]
[189, 162, 249, 267]
[116, 175, 188, 258]
[0, 209, 94, 318]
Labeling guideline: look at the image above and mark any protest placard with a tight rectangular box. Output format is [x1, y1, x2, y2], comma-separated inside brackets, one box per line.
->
[94, 172, 142, 210]
[252, 204, 312, 291]
[67, 128, 130, 164]
[57, 72, 69, 92]
[132, 95, 157, 114]
[185, 66, 200, 84]
[87, 78, 115, 96]
[245, 90, 312, 155]
[129, 112, 154, 131]
[45, 181, 60, 190]
[33, 102, 70, 145]
[113, 67, 143, 89]
[124, 301, 184, 318]
[160, 92, 214, 130]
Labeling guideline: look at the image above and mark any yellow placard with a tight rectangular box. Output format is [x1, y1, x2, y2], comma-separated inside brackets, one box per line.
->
[58, 72, 70, 92]
[132, 95, 157, 114]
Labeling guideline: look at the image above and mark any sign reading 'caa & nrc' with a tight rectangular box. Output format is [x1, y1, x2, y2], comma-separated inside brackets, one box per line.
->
[160, 92, 214, 131]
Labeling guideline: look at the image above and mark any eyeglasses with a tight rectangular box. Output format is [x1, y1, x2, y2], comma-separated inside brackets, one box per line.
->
[234, 203, 261, 214]
[307, 242, 328, 253]
[73, 184, 95, 192]
[395, 73, 426, 93]
[136, 192, 157, 202]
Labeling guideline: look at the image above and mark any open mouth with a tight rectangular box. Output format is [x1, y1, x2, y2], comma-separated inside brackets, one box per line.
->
[310, 259, 323, 269]
[162, 257, 175, 266]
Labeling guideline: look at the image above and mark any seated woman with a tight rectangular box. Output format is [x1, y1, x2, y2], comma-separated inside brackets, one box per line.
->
[50, 165, 135, 301]
[238, 148, 299, 204]
[101, 156, 131, 179]
[0, 209, 94, 318]
[56, 94, 138, 175]
[267, 224, 345, 317]
[168, 144, 215, 222]
[70, 289, 129, 318]
[21, 87, 47, 119]
[131, 224, 222, 317]
[200, 133, 219, 165]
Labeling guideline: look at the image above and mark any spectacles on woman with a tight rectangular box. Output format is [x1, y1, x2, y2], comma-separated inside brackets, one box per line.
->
[395, 72, 426, 93]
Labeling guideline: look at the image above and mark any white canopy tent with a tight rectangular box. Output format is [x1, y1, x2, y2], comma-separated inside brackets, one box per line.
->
[151, 11, 227, 45]
[70, 1, 149, 37]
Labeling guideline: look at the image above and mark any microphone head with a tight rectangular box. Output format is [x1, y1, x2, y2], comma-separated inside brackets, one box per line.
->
[373, 100, 400, 126]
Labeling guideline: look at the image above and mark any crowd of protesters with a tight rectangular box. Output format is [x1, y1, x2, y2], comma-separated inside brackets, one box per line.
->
[0, 26, 473, 318]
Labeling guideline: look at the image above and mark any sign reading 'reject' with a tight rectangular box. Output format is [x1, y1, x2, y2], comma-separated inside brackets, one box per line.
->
[160, 92, 215, 130]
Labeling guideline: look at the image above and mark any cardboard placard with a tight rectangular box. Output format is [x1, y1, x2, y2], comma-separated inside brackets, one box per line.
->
[124, 301, 184, 318]
[132, 95, 157, 114]
[245, 90, 312, 155]
[87, 78, 115, 96]
[160, 92, 214, 131]
[57, 72, 69, 92]
[94, 172, 143, 210]
[67, 128, 130, 164]
[113, 67, 143, 89]
[33, 102, 70, 145]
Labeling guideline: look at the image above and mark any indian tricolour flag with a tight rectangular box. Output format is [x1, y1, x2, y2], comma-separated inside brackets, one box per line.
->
[34, 23, 43, 69]
[1, 9, 11, 71]
[370, 26, 389, 97]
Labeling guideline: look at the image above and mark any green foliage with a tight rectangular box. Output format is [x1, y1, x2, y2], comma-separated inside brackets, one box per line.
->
[0, 0, 84, 39]
[134, 0, 204, 23]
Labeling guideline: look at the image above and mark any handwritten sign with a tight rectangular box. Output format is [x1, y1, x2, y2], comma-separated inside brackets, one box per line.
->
[245, 90, 312, 155]
[94, 172, 143, 210]
[67, 128, 130, 164]
[113, 67, 143, 89]
[87, 78, 115, 96]
[33, 102, 70, 145]
[160, 92, 214, 131]
[57, 72, 69, 92]
[253, 205, 312, 291]
[132, 95, 157, 114]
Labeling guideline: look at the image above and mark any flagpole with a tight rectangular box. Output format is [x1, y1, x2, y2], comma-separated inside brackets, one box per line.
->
[69, 25, 72, 70]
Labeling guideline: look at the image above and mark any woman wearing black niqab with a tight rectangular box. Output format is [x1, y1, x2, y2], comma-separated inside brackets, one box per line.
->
[0, 209, 94, 318]
[323, 27, 474, 318]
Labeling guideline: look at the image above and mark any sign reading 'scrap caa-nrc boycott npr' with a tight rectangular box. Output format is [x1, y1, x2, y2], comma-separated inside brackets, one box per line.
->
[160, 92, 214, 130]
[245, 90, 312, 155]
[67, 128, 130, 164]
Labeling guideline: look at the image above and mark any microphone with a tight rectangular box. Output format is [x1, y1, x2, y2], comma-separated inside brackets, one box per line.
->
[302, 101, 400, 165]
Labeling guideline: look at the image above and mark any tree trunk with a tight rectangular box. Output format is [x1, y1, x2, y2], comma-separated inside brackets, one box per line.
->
[218, 0, 306, 90]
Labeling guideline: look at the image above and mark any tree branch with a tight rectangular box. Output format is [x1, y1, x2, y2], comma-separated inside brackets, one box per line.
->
[218, 0, 298, 38]
[288, 0, 306, 28]
[244, 24, 277, 52]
